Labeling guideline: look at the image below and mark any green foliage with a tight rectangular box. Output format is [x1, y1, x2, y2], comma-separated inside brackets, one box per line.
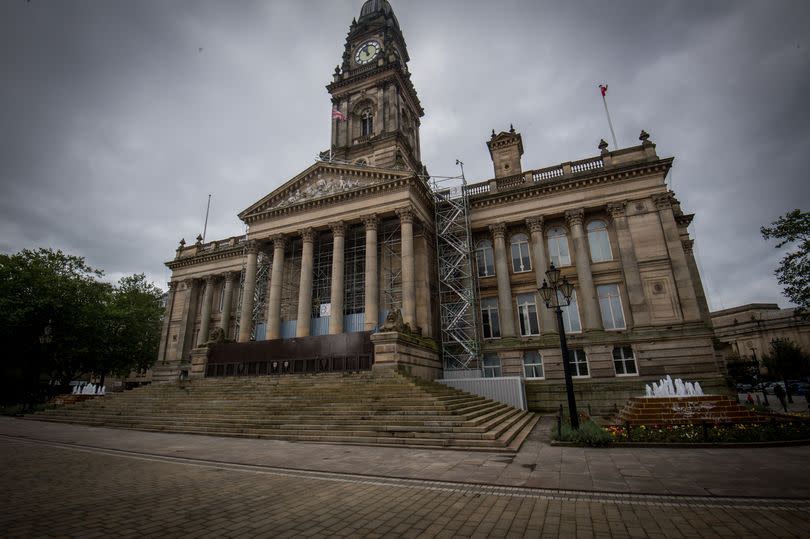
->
[726, 353, 758, 385]
[556, 420, 612, 447]
[763, 338, 810, 381]
[0, 248, 163, 404]
[761, 209, 810, 316]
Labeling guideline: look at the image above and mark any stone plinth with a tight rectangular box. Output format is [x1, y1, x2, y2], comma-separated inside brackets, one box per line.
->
[189, 347, 209, 379]
[370, 331, 441, 380]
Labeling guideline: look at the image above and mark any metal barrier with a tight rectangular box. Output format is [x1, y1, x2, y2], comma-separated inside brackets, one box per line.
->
[438, 376, 528, 410]
[205, 354, 373, 378]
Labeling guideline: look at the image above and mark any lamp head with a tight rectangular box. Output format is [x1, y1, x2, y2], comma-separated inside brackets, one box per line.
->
[545, 263, 561, 287]
[558, 277, 575, 305]
[538, 279, 553, 307]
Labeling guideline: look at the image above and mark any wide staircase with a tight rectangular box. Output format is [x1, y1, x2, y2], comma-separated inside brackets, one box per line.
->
[28, 371, 538, 452]
[616, 395, 765, 425]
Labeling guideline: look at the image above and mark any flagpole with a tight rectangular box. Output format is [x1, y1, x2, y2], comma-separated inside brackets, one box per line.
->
[600, 88, 619, 150]
[202, 194, 211, 243]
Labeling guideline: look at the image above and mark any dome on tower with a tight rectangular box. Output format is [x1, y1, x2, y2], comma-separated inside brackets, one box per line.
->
[359, 0, 399, 28]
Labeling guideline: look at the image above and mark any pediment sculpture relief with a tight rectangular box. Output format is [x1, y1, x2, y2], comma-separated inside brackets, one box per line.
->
[273, 174, 364, 209]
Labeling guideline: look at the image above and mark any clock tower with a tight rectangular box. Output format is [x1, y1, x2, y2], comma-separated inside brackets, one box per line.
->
[327, 0, 424, 172]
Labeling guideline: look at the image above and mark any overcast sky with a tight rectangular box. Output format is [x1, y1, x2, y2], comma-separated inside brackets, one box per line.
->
[1, 0, 808, 312]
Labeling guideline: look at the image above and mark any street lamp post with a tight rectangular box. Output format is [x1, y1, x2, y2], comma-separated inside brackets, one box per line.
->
[538, 263, 579, 430]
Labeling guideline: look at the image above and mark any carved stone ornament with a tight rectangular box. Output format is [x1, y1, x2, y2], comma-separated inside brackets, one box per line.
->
[245, 240, 259, 254]
[330, 221, 346, 237]
[362, 214, 379, 231]
[489, 222, 507, 239]
[222, 271, 237, 283]
[168, 281, 179, 291]
[207, 327, 227, 344]
[525, 216, 544, 234]
[300, 228, 316, 243]
[205, 274, 217, 285]
[271, 234, 287, 251]
[606, 201, 627, 220]
[379, 308, 412, 333]
[275, 174, 363, 209]
[396, 207, 414, 224]
[652, 193, 673, 210]
[682, 239, 695, 254]
[565, 208, 585, 228]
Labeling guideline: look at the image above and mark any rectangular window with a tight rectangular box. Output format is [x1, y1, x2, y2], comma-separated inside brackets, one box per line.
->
[510, 238, 532, 273]
[559, 290, 582, 333]
[480, 297, 501, 339]
[516, 293, 540, 336]
[483, 353, 502, 378]
[548, 236, 571, 267]
[613, 346, 638, 376]
[598, 284, 626, 330]
[218, 282, 226, 312]
[476, 245, 495, 277]
[569, 349, 589, 377]
[523, 351, 544, 379]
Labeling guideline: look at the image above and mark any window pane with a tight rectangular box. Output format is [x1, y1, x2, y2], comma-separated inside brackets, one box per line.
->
[523, 351, 544, 378]
[511, 243, 522, 272]
[560, 290, 581, 332]
[587, 221, 612, 262]
[610, 296, 625, 328]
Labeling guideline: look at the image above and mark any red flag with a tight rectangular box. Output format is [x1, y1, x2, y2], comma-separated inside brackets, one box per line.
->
[599, 84, 608, 97]
[332, 107, 347, 121]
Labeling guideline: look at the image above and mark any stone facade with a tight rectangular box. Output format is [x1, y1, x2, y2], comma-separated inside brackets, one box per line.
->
[711, 303, 810, 362]
[154, 1, 724, 409]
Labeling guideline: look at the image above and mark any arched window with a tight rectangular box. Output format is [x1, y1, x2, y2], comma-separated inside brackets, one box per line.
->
[547, 227, 571, 267]
[354, 159, 367, 167]
[475, 239, 495, 277]
[361, 108, 374, 137]
[510, 233, 531, 273]
[587, 220, 612, 262]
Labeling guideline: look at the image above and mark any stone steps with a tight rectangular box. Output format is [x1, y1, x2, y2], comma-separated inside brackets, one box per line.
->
[28, 371, 537, 451]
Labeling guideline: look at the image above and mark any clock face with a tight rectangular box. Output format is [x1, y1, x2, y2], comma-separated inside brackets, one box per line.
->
[355, 40, 380, 65]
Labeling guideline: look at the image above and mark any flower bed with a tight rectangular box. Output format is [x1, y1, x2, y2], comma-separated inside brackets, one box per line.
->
[606, 420, 810, 444]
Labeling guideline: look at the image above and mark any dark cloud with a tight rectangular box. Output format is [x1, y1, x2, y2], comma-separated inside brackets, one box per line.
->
[1, 0, 808, 310]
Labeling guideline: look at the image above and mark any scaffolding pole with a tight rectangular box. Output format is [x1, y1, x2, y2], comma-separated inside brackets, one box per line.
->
[432, 166, 481, 372]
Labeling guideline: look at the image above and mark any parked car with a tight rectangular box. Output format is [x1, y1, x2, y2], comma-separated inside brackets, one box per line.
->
[788, 382, 810, 396]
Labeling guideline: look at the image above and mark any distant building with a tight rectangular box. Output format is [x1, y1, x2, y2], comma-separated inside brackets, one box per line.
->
[152, 1, 725, 411]
[711, 304, 810, 362]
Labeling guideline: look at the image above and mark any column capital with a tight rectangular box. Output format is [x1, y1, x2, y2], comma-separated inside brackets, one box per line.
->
[489, 222, 507, 239]
[300, 227, 316, 243]
[329, 221, 346, 237]
[606, 201, 627, 220]
[221, 270, 238, 282]
[168, 281, 179, 291]
[244, 240, 259, 254]
[682, 238, 694, 255]
[271, 234, 287, 250]
[652, 193, 673, 210]
[565, 208, 585, 228]
[362, 214, 379, 231]
[525, 216, 544, 234]
[396, 207, 414, 225]
[182, 278, 197, 289]
[204, 274, 217, 285]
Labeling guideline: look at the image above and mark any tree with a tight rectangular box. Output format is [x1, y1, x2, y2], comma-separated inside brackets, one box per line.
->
[726, 353, 758, 385]
[0, 249, 164, 405]
[96, 274, 164, 384]
[0, 249, 110, 404]
[761, 209, 810, 316]
[763, 338, 810, 403]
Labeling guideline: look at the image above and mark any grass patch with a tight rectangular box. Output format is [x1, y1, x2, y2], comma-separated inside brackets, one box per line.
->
[554, 419, 612, 447]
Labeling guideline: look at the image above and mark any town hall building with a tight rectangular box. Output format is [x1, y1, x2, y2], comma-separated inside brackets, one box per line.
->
[154, 0, 726, 411]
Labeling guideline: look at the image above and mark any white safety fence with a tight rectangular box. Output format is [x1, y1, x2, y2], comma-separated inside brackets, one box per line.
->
[438, 376, 527, 411]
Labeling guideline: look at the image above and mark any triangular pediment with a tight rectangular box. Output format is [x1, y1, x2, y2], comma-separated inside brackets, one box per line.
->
[239, 161, 413, 220]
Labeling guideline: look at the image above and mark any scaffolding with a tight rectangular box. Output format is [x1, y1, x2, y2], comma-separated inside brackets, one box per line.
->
[234, 243, 272, 341]
[432, 169, 482, 372]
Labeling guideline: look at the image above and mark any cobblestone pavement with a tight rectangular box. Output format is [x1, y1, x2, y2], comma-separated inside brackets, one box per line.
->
[2, 436, 809, 539]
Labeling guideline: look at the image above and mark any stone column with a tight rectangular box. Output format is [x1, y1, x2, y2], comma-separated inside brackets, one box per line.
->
[157, 281, 178, 363]
[682, 238, 712, 324]
[363, 215, 379, 330]
[607, 201, 647, 327]
[653, 193, 701, 321]
[566, 209, 602, 331]
[237, 241, 259, 342]
[397, 207, 417, 329]
[196, 275, 216, 347]
[219, 271, 236, 338]
[490, 222, 516, 337]
[526, 217, 556, 333]
[296, 228, 316, 337]
[176, 279, 198, 360]
[328, 222, 346, 335]
[265, 234, 286, 340]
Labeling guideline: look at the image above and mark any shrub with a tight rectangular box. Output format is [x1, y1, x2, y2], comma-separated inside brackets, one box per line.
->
[557, 420, 612, 447]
